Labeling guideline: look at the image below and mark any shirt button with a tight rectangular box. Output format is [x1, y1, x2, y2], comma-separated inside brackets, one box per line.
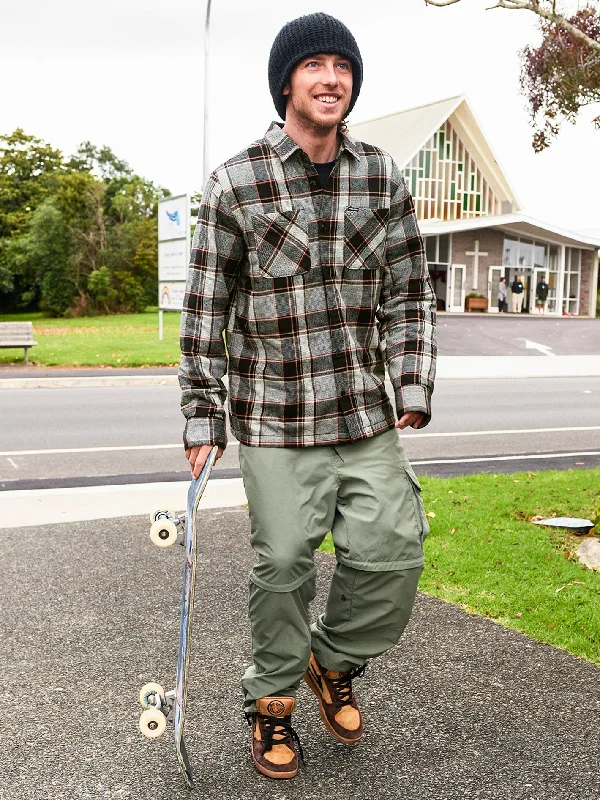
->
[309, 177, 319, 189]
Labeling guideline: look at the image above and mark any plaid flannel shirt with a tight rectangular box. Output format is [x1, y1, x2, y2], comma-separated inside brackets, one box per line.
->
[180, 122, 436, 449]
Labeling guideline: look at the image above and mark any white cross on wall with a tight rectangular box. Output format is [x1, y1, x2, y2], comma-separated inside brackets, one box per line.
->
[465, 240, 488, 290]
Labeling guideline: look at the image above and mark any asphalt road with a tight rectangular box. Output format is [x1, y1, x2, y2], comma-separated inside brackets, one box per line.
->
[1, 376, 599, 488]
[436, 315, 600, 357]
[1, 510, 599, 800]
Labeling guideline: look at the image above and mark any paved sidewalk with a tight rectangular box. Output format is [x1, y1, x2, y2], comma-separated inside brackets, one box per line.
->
[2, 510, 599, 800]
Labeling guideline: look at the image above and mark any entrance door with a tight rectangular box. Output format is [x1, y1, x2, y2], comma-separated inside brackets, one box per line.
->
[488, 266, 503, 313]
[449, 264, 466, 312]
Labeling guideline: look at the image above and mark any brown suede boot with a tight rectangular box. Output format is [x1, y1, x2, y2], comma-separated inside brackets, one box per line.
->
[247, 697, 303, 779]
[304, 652, 366, 744]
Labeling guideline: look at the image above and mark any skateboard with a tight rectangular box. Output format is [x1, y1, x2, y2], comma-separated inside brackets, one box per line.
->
[138, 446, 218, 789]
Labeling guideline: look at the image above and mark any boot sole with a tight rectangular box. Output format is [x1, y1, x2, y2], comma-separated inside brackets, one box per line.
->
[304, 671, 362, 745]
[252, 750, 298, 780]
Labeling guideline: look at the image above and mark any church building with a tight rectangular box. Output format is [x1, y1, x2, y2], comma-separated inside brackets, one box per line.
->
[350, 95, 599, 316]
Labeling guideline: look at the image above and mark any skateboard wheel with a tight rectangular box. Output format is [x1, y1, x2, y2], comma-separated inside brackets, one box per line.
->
[139, 708, 167, 739]
[150, 507, 175, 524]
[150, 518, 178, 548]
[139, 682, 165, 709]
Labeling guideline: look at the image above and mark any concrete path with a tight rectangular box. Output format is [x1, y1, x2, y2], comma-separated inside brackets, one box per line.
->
[2, 510, 599, 800]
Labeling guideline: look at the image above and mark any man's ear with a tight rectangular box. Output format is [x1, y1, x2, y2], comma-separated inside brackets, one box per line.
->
[283, 84, 290, 96]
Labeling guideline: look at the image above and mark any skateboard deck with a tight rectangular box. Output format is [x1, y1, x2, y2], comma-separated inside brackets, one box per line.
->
[139, 446, 218, 789]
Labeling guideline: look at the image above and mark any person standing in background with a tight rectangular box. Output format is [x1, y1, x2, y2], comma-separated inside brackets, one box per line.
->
[498, 276, 508, 312]
[536, 276, 549, 314]
[511, 274, 524, 313]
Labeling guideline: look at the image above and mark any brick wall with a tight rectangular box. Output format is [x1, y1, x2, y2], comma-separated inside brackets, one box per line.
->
[579, 248, 599, 317]
[451, 229, 504, 297]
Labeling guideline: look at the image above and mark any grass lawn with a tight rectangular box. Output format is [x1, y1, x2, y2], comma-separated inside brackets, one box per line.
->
[0, 310, 181, 367]
[321, 468, 600, 665]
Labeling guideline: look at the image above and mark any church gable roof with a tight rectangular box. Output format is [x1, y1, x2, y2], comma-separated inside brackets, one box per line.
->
[349, 95, 521, 213]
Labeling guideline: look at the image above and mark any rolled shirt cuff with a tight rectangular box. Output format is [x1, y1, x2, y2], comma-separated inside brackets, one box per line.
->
[394, 384, 432, 428]
[183, 415, 227, 450]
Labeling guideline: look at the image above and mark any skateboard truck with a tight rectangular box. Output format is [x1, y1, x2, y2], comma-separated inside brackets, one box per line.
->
[139, 683, 176, 739]
[149, 509, 186, 548]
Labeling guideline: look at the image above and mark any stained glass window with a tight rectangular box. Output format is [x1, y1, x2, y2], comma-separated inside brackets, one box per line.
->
[404, 119, 501, 221]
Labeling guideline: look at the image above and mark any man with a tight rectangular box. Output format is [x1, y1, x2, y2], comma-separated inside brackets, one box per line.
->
[179, 12, 436, 780]
[536, 275, 549, 314]
[511, 274, 524, 313]
[498, 276, 508, 312]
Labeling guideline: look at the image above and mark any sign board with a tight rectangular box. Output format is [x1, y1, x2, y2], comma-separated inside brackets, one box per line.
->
[158, 194, 190, 311]
[158, 194, 190, 242]
[158, 282, 187, 311]
[159, 240, 188, 282]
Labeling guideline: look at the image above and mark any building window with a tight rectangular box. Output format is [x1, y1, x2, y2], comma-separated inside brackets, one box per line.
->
[534, 243, 548, 269]
[503, 237, 518, 266]
[502, 235, 560, 313]
[404, 119, 501, 222]
[424, 234, 450, 264]
[563, 248, 581, 316]
[518, 239, 534, 268]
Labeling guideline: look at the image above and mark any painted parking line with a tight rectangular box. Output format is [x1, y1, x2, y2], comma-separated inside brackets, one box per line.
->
[1, 426, 599, 456]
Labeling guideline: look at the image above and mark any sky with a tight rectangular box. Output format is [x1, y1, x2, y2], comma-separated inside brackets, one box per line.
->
[2, 0, 599, 238]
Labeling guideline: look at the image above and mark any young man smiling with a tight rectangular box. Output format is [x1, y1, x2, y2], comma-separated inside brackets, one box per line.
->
[179, 12, 436, 780]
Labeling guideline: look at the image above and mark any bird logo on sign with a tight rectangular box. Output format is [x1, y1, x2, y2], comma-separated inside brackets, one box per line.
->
[166, 209, 180, 225]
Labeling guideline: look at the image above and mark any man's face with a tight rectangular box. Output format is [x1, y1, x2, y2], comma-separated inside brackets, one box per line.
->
[283, 53, 353, 131]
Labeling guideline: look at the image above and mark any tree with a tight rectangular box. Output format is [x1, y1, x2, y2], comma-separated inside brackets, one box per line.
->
[0, 129, 65, 305]
[5, 199, 76, 315]
[0, 130, 64, 238]
[521, 6, 600, 151]
[0, 130, 168, 314]
[423, 0, 600, 150]
[67, 142, 132, 181]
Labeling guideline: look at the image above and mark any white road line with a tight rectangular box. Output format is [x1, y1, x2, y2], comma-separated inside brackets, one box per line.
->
[6, 458, 18, 469]
[0, 444, 182, 456]
[412, 451, 600, 466]
[1, 426, 598, 456]
[401, 425, 600, 439]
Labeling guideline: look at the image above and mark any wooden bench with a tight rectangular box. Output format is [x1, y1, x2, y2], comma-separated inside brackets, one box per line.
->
[0, 322, 38, 363]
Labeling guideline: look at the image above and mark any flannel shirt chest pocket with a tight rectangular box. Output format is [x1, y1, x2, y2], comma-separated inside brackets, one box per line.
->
[344, 207, 390, 270]
[251, 209, 311, 278]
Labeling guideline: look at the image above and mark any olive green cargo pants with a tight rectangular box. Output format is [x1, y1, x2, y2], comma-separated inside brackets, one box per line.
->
[238, 428, 429, 713]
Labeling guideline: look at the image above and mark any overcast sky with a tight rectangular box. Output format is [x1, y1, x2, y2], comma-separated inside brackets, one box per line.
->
[2, 0, 599, 237]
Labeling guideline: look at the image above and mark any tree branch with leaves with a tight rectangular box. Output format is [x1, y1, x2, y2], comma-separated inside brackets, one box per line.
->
[423, 1, 600, 150]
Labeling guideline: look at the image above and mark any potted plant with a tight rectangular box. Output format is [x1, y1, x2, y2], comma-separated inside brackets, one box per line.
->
[465, 293, 489, 312]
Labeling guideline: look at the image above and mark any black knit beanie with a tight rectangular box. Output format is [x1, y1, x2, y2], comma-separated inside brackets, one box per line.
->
[268, 12, 363, 120]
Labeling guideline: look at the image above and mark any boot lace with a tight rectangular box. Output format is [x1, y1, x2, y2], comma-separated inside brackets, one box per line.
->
[246, 712, 305, 764]
[329, 664, 366, 706]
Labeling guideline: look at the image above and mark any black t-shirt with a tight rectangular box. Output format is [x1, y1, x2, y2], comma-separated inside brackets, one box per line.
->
[511, 280, 524, 294]
[313, 160, 336, 189]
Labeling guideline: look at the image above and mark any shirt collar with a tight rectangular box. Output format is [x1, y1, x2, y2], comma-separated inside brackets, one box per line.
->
[265, 121, 361, 164]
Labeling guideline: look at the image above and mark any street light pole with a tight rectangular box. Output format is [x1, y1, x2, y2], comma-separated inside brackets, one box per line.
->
[203, 0, 213, 190]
